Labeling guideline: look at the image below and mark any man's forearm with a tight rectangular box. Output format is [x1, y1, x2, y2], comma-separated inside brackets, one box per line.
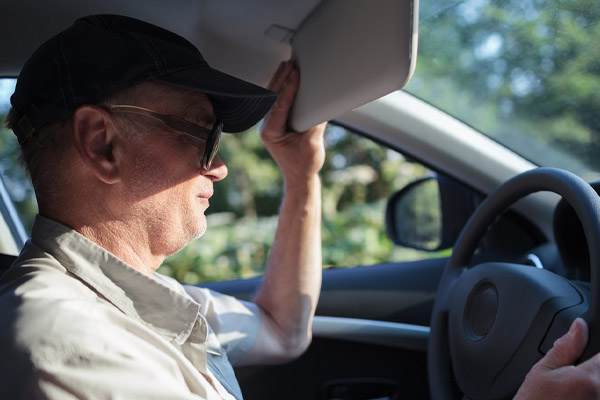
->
[253, 174, 322, 353]
[248, 60, 326, 362]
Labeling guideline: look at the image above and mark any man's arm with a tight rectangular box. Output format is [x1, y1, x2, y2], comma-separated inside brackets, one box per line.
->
[515, 318, 600, 399]
[238, 60, 326, 364]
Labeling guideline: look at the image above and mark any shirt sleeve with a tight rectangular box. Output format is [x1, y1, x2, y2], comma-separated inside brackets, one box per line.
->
[183, 286, 262, 365]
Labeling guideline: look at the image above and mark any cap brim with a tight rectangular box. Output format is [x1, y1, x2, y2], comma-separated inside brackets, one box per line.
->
[154, 65, 277, 133]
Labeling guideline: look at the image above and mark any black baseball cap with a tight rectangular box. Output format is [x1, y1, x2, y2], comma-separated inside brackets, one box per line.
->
[10, 14, 278, 144]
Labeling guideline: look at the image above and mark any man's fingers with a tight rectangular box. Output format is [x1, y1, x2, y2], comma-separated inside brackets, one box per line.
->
[263, 67, 300, 133]
[539, 318, 588, 370]
[276, 68, 299, 110]
[516, 319, 600, 400]
[267, 60, 295, 93]
[266, 61, 285, 91]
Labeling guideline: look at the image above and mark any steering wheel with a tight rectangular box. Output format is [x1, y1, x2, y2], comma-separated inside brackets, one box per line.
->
[428, 167, 600, 399]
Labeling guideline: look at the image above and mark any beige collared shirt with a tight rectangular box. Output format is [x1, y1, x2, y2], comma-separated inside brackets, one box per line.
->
[0, 216, 261, 399]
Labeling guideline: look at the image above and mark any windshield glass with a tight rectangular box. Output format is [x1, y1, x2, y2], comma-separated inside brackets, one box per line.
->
[405, 0, 600, 181]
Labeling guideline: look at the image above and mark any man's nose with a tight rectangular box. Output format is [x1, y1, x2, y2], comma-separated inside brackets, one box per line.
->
[204, 155, 228, 181]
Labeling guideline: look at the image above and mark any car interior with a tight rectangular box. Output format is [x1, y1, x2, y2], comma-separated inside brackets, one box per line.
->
[1, 0, 599, 399]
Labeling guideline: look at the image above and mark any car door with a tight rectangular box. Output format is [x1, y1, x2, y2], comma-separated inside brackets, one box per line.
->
[208, 259, 442, 400]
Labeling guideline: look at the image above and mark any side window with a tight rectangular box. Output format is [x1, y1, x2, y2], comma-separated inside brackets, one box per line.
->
[161, 123, 439, 283]
[320, 125, 436, 266]
[0, 79, 38, 233]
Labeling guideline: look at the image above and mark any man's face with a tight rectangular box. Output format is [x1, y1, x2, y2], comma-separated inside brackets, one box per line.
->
[116, 86, 228, 257]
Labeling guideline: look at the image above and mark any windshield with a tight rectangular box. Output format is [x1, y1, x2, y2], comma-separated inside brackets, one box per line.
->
[405, 0, 600, 181]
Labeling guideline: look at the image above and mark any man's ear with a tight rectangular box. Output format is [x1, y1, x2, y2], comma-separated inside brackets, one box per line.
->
[72, 105, 120, 184]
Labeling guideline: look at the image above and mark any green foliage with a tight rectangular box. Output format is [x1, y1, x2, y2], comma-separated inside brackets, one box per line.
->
[160, 214, 278, 284]
[209, 127, 282, 218]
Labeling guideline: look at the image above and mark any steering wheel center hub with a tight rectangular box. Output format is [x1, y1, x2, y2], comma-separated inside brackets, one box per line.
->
[465, 282, 498, 339]
[448, 262, 583, 399]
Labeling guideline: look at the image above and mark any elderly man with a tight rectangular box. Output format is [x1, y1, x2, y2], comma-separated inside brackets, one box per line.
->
[0, 14, 323, 399]
[0, 13, 599, 400]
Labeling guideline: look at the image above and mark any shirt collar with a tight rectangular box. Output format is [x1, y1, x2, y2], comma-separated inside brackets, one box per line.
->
[30, 215, 200, 345]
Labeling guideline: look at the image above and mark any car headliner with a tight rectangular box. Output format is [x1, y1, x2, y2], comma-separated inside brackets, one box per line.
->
[0, 0, 321, 86]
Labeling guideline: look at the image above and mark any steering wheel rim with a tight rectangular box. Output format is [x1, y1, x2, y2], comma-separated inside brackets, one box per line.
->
[428, 167, 600, 399]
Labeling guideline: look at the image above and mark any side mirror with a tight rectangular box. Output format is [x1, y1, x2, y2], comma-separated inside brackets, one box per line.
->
[386, 175, 478, 251]
[386, 177, 442, 251]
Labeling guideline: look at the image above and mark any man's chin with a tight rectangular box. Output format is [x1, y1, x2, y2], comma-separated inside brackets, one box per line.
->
[193, 226, 207, 239]
[187, 219, 207, 240]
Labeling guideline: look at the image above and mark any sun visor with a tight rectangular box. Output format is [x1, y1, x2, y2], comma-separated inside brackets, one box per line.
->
[289, 0, 419, 132]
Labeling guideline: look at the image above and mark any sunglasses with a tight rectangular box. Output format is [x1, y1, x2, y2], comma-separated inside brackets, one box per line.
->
[107, 105, 223, 170]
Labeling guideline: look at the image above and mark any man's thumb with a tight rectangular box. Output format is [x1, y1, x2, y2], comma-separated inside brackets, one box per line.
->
[538, 318, 588, 370]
